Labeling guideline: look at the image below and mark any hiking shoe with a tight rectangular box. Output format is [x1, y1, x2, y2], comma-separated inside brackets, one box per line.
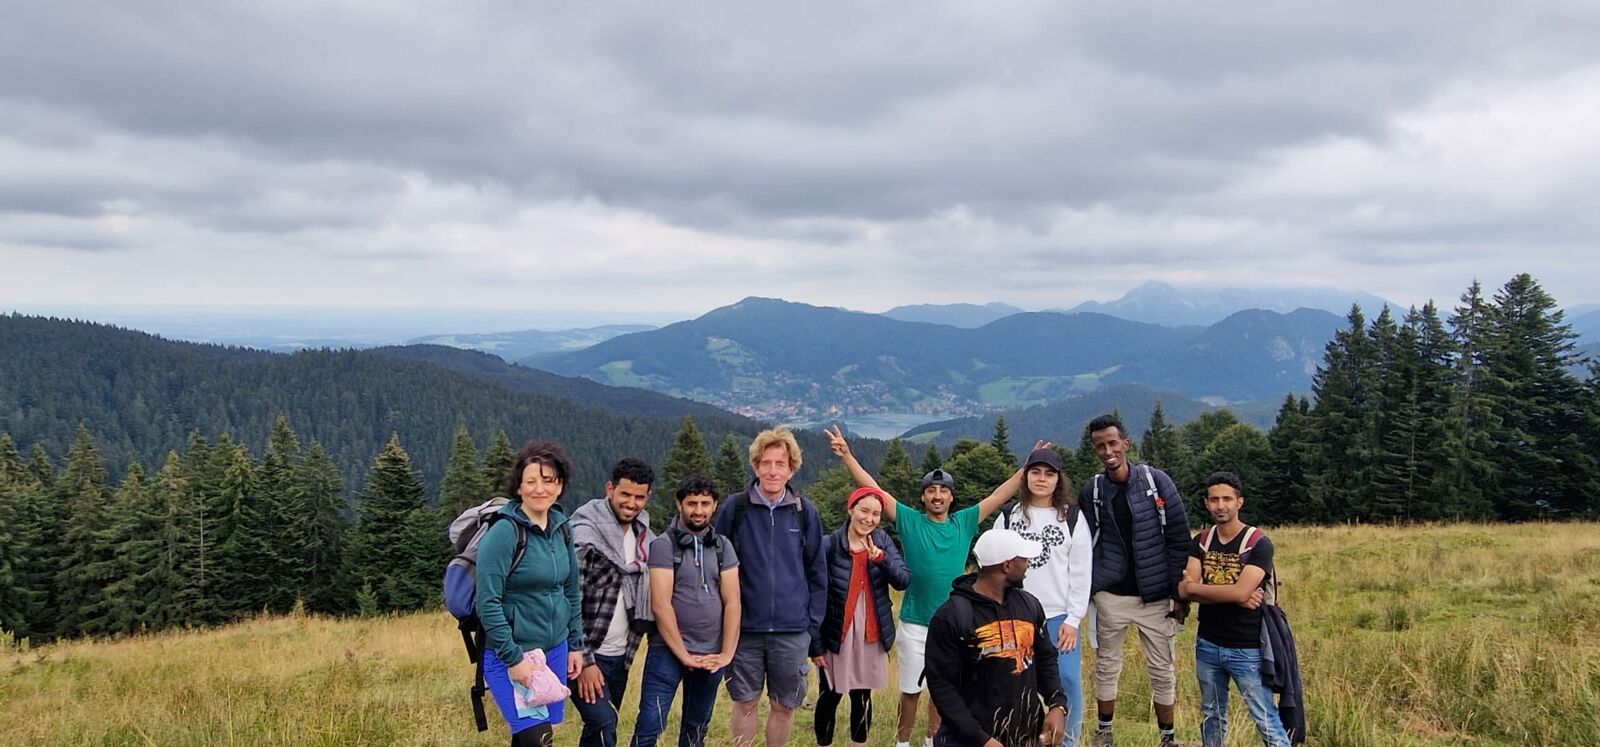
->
[1157, 734, 1183, 747]
[1090, 729, 1114, 747]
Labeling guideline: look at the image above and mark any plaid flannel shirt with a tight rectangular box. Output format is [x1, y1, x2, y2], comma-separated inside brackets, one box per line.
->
[577, 544, 644, 668]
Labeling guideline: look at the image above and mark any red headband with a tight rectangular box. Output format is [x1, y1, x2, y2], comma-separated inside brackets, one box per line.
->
[847, 486, 887, 511]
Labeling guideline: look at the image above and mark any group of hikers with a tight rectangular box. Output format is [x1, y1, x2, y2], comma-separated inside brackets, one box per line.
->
[465, 414, 1302, 747]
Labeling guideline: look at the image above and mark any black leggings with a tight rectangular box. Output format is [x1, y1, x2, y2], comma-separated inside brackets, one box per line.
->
[814, 669, 872, 745]
[510, 724, 552, 747]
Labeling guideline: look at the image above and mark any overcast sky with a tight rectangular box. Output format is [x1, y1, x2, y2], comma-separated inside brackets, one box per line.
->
[4, 1, 1599, 322]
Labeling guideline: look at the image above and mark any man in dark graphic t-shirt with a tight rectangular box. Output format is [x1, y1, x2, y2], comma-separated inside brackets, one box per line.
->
[1178, 472, 1291, 747]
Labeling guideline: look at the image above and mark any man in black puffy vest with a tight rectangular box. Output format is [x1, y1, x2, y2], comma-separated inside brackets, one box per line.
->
[1079, 414, 1192, 747]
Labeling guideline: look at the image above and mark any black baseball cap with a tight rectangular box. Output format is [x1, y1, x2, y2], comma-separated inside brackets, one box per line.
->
[921, 468, 956, 491]
[1023, 447, 1063, 473]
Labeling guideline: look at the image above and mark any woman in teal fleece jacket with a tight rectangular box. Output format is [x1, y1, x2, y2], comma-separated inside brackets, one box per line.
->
[476, 440, 586, 746]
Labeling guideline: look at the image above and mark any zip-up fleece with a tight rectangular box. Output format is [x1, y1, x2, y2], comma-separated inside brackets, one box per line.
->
[1080, 463, 1192, 602]
[475, 501, 584, 668]
[712, 482, 827, 647]
[925, 573, 1067, 746]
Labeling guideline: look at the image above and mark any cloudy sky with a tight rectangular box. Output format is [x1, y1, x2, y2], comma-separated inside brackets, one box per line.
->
[4, 1, 1599, 323]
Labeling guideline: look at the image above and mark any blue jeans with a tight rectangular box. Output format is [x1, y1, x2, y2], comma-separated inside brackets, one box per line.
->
[630, 645, 724, 747]
[1195, 638, 1291, 747]
[571, 652, 630, 747]
[1044, 615, 1085, 747]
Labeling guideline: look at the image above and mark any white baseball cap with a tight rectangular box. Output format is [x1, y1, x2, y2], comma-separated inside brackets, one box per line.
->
[972, 528, 1043, 568]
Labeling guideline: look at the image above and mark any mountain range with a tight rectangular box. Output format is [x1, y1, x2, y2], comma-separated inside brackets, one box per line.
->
[533, 297, 1342, 420]
[1060, 281, 1394, 326]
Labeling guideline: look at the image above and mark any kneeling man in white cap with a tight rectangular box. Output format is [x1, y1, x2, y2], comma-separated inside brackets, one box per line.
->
[924, 528, 1069, 747]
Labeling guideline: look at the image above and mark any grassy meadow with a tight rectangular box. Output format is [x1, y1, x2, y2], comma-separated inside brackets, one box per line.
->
[3, 523, 1598, 746]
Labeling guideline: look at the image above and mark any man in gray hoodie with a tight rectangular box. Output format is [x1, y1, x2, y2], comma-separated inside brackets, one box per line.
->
[569, 457, 657, 747]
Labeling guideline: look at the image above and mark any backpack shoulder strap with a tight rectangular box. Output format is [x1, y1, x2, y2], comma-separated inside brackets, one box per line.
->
[1140, 464, 1168, 529]
[729, 491, 749, 554]
[1200, 525, 1216, 552]
[1240, 526, 1262, 553]
[1065, 502, 1080, 533]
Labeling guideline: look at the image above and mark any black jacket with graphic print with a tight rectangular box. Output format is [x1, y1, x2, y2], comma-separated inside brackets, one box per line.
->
[926, 573, 1067, 746]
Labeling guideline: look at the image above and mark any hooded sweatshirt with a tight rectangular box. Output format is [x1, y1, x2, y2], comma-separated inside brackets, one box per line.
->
[475, 502, 584, 668]
[925, 573, 1068, 746]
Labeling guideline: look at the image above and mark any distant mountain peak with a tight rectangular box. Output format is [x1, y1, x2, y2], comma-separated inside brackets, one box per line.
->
[1063, 284, 1392, 327]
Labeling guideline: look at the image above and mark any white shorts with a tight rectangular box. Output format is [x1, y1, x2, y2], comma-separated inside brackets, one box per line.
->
[896, 621, 930, 694]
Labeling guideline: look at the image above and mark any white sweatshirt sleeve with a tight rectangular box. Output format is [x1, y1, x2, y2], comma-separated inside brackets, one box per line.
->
[1064, 513, 1094, 629]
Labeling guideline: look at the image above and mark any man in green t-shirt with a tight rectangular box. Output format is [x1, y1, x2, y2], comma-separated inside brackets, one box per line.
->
[826, 426, 1030, 747]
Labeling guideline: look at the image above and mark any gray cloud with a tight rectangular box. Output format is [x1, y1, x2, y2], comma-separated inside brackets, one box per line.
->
[3, 1, 1600, 312]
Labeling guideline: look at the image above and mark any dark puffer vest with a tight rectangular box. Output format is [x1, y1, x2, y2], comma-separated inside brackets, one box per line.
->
[818, 527, 910, 654]
[1081, 463, 1192, 602]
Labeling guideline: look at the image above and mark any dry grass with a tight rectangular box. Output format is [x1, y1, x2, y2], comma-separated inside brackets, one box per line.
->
[3, 523, 1597, 745]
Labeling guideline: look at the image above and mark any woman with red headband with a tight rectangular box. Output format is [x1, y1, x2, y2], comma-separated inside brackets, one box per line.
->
[813, 486, 911, 747]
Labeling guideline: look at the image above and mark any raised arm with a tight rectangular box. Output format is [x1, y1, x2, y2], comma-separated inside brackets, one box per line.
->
[974, 440, 1051, 521]
[826, 425, 896, 524]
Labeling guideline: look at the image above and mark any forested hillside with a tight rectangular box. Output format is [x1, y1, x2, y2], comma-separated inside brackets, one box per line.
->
[0, 315, 870, 494]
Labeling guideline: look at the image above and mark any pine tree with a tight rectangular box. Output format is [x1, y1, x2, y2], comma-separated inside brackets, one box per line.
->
[990, 417, 1018, 469]
[945, 443, 1013, 519]
[949, 438, 982, 460]
[209, 440, 269, 621]
[1141, 402, 1177, 468]
[1366, 306, 1418, 520]
[1485, 274, 1589, 518]
[11, 444, 56, 640]
[482, 430, 515, 497]
[254, 415, 304, 613]
[920, 444, 944, 474]
[1445, 282, 1502, 519]
[1407, 303, 1464, 520]
[0, 434, 27, 637]
[1580, 363, 1600, 516]
[27, 444, 55, 489]
[438, 427, 489, 519]
[346, 435, 443, 612]
[152, 451, 198, 630]
[1307, 306, 1379, 520]
[661, 417, 714, 533]
[1261, 396, 1317, 524]
[1069, 421, 1101, 489]
[294, 441, 350, 615]
[54, 425, 117, 638]
[103, 463, 164, 635]
[713, 434, 749, 498]
[877, 438, 919, 504]
[183, 432, 224, 626]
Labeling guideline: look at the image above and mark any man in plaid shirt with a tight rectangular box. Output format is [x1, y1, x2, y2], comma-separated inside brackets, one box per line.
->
[568, 457, 657, 747]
